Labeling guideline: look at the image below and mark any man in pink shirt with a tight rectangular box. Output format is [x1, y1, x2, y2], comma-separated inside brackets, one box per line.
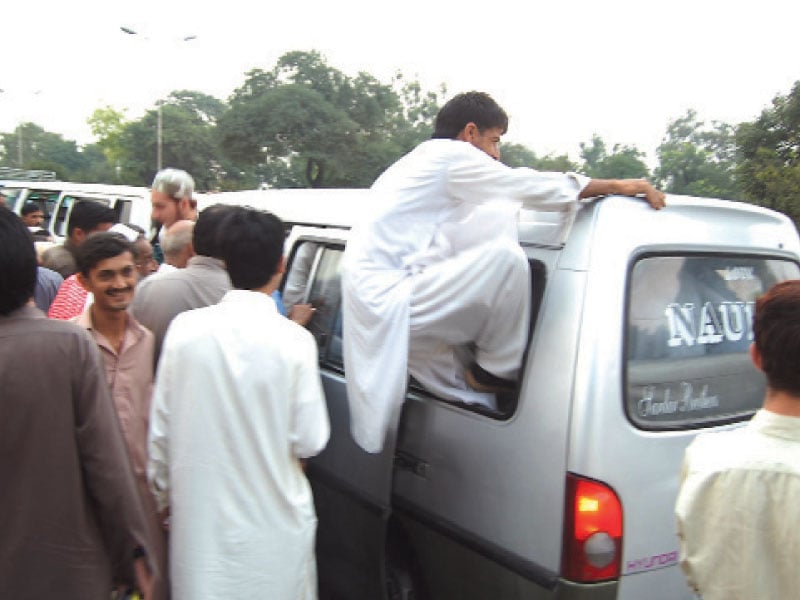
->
[72, 232, 167, 600]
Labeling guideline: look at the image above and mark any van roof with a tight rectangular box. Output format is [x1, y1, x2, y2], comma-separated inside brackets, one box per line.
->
[197, 189, 800, 252]
[197, 189, 374, 229]
[0, 180, 149, 197]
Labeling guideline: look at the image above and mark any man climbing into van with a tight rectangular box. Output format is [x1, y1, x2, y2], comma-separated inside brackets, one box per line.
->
[342, 91, 666, 453]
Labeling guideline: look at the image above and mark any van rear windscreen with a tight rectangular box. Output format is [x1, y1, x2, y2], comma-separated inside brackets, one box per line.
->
[625, 255, 799, 430]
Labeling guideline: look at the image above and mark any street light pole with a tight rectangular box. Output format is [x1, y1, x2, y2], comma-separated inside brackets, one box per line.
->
[157, 102, 163, 171]
[119, 26, 195, 173]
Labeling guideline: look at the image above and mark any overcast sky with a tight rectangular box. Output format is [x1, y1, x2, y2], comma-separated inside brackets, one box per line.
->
[2, 0, 799, 168]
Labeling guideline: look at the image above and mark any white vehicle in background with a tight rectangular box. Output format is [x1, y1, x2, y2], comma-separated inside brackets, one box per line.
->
[1, 181, 154, 243]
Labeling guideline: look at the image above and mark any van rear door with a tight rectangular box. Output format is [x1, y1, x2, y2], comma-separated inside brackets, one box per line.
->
[284, 227, 397, 600]
[564, 197, 800, 599]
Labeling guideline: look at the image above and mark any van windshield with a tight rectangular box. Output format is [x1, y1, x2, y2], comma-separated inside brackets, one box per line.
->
[625, 254, 800, 430]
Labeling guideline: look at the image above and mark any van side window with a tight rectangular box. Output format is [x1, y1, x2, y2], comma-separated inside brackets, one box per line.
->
[26, 190, 59, 231]
[625, 254, 800, 430]
[56, 197, 112, 238]
[115, 199, 132, 224]
[407, 259, 548, 419]
[285, 241, 345, 369]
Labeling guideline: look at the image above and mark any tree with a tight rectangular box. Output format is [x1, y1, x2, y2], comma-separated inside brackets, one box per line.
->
[737, 81, 800, 228]
[219, 50, 443, 188]
[116, 93, 226, 189]
[500, 142, 579, 172]
[87, 106, 128, 168]
[0, 122, 112, 181]
[579, 134, 650, 179]
[654, 110, 740, 199]
[219, 84, 360, 187]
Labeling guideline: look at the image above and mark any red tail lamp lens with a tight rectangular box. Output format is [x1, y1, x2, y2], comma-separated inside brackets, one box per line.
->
[561, 473, 623, 582]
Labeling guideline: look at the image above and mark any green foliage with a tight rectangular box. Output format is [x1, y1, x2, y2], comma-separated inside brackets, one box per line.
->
[87, 106, 128, 166]
[579, 134, 649, 179]
[500, 142, 578, 172]
[0, 122, 113, 181]
[737, 81, 800, 228]
[654, 110, 740, 199]
[220, 50, 444, 187]
[116, 97, 225, 189]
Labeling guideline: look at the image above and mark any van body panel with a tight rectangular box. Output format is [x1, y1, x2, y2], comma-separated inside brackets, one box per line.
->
[393, 266, 587, 580]
[198, 188, 374, 229]
[559, 195, 800, 271]
[615, 563, 698, 600]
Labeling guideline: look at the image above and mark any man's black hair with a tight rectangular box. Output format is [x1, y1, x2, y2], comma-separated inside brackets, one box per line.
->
[21, 201, 43, 216]
[0, 207, 37, 315]
[67, 201, 117, 237]
[75, 232, 136, 278]
[193, 204, 238, 258]
[432, 91, 509, 140]
[218, 207, 285, 290]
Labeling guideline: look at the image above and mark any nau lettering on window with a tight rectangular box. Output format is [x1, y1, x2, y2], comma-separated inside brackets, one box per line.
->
[664, 301, 754, 348]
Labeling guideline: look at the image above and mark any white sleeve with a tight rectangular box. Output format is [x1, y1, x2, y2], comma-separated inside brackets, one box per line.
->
[446, 147, 590, 210]
[147, 329, 174, 512]
[289, 332, 330, 459]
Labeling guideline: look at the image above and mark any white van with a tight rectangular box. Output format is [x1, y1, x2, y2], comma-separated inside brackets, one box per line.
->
[1, 181, 153, 242]
[204, 189, 800, 599]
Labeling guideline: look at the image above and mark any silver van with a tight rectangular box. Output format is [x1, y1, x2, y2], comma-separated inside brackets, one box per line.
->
[224, 190, 800, 599]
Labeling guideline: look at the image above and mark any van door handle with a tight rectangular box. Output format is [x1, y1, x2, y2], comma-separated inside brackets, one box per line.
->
[394, 451, 430, 479]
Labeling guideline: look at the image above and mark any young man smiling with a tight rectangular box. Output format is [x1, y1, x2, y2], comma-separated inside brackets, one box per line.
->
[73, 232, 167, 600]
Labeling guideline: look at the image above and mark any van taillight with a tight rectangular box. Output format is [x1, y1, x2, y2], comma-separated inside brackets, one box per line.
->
[561, 473, 623, 583]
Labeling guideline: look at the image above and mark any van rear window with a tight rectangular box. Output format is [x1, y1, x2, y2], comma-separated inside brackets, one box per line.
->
[625, 255, 800, 430]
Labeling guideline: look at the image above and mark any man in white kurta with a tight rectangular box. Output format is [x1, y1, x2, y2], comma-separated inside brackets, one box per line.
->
[342, 91, 666, 453]
[149, 207, 330, 599]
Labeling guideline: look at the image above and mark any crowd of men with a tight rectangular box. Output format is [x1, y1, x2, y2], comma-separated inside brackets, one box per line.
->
[1, 168, 328, 600]
[1, 91, 798, 600]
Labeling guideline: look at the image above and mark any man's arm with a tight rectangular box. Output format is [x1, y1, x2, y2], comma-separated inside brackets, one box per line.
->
[147, 337, 174, 514]
[579, 179, 666, 210]
[290, 333, 331, 459]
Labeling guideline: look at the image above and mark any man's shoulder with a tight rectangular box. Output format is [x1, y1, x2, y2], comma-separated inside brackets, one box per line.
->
[134, 267, 197, 300]
[687, 426, 749, 462]
[37, 266, 63, 285]
[269, 313, 320, 359]
[2, 308, 95, 349]
[685, 419, 800, 476]
[166, 302, 220, 334]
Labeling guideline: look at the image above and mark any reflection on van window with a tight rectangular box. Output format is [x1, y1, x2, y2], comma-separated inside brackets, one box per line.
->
[283, 241, 320, 311]
[54, 197, 111, 238]
[288, 243, 344, 368]
[626, 255, 800, 429]
[25, 190, 59, 230]
[1, 188, 24, 211]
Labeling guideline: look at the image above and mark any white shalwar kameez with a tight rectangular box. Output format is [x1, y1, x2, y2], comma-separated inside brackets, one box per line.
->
[342, 139, 589, 453]
[148, 290, 330, 600]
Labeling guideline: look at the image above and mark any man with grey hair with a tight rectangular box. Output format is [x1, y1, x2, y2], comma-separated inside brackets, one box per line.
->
[157, 219, 195, 274]
[150, 168, 197, 265]
[151, 168, 196, 230]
